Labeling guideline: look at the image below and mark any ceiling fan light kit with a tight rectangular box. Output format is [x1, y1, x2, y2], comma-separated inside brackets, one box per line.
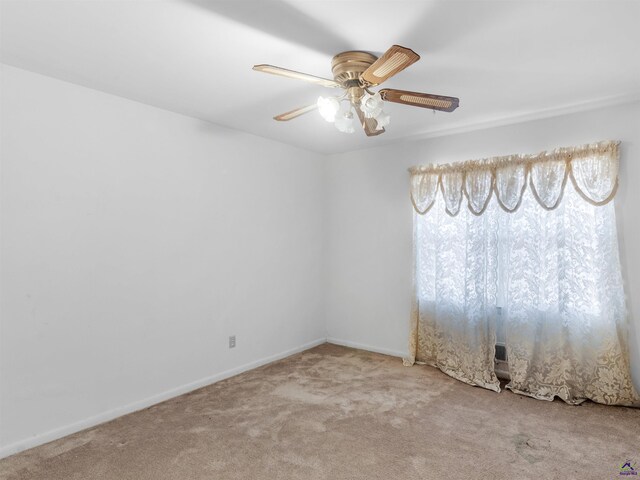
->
[315, 91, 388, 134]
[253, 45, 460, 137]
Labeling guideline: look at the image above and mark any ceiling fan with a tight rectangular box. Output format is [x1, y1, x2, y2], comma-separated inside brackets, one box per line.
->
[253, 45, 459, 136]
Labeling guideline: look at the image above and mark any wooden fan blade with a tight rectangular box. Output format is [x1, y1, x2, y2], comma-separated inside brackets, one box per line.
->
[273, 104, 318, 121]
[355, 107, 385, 136]
[253, 64, 342, 88]
[379, 89, 459, 112]
[360, 45, 420, 86]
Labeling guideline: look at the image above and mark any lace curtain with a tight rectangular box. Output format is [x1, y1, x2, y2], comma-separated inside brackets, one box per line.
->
[409, 141, 619, 216]
[407, 191, 502, 392]
[406, 141, 640, 406]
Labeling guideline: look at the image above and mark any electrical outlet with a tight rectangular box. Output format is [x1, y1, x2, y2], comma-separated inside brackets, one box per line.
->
[229, 335, 236, 349]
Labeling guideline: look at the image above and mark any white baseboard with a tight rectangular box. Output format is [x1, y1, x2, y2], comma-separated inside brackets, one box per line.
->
[327, 337, 407, 359]
[0, 337, 327, 460]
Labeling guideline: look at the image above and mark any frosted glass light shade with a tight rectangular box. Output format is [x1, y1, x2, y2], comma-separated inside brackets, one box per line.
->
[360, 92, 383, 118]
[334, 106, 355, 134]
[317, 96, 340, 122]
[375, 111, 390, 130]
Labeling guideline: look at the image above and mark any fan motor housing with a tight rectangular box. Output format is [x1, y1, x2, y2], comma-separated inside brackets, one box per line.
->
[331, 51, 378, 87]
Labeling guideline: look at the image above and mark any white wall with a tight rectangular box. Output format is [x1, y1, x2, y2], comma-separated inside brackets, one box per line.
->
[324, 101, 640, 391]
[0, 65, 327, 456]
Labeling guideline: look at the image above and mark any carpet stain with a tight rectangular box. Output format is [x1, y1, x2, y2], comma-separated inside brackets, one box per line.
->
[512, 434, 552, 464]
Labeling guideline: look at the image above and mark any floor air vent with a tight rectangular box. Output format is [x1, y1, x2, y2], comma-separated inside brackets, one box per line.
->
[495, 344, 510, 380]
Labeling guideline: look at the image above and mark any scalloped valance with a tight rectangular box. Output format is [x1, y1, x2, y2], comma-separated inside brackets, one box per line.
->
[409, 141, 619, 216]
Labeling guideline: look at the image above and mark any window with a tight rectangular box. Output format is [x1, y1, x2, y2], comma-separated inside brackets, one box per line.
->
[406, 142, 639, 406]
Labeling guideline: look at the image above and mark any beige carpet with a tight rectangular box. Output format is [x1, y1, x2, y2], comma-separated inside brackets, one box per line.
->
[1, 343, 638, 479]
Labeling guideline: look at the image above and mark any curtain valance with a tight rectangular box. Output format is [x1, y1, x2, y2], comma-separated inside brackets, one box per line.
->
[409, 140, 619, 216]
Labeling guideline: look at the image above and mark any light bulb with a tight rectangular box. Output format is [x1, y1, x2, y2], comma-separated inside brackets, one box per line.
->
[375, 111, 390, 130]
[316, 96, 340, 122]
[359, 92, 383, 118]
[334, 106, 355, 134]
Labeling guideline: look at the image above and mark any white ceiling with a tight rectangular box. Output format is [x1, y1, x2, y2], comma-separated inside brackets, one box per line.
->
[2, 0, 639, 154]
